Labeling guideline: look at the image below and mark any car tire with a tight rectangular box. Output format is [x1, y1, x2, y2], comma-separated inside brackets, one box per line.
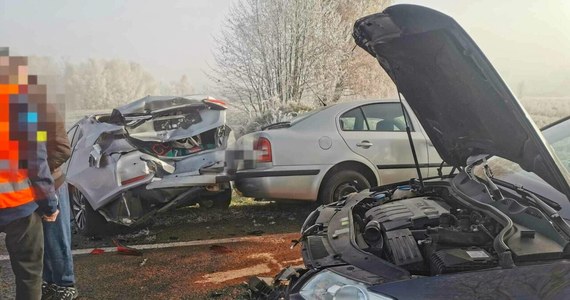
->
[198, 189, 232, 209]
[69, 185, 109, 236]
[319, 170, 370, 204]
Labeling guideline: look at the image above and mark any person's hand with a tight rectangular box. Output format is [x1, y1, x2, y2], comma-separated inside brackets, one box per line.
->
[42, 209, 60, 222]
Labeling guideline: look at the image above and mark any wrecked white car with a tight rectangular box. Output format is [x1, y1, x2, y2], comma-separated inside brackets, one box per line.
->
[65, 95, 233, 235]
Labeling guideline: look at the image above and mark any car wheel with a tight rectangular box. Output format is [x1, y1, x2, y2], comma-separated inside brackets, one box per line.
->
[199, 189, 232, 209]
[319, 170, 370, 204]
[69, 186, 108, 236]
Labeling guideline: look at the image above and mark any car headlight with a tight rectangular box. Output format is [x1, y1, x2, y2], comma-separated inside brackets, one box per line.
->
[299, 270, 394, 300]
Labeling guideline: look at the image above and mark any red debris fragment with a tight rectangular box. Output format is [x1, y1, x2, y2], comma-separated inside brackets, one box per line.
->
[90, 248, 105, 255]
[112, 239, 143, 256]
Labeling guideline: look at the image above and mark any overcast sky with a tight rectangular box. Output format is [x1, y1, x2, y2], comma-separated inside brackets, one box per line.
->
[1, 0, 569, 96]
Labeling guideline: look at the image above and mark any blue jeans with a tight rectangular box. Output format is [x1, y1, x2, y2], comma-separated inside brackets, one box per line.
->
[42, 182, 75, 287]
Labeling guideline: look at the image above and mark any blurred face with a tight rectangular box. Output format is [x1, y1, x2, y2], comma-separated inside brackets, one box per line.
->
[18, 65, 28, 85]
[0, 54, 28, 85]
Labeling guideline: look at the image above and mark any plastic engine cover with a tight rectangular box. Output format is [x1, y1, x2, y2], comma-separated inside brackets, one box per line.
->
[430, 247, 496, 275]
[384, 228, 423, 267]
[365, 197, 450, 231]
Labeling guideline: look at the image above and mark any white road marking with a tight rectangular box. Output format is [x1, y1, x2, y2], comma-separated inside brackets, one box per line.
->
[0, 233, 295, 261]
[194, 253, 303, 284]
[194, 263, 272, 284]
[247, 253, 282, 269]
[281, 257, 303, 265]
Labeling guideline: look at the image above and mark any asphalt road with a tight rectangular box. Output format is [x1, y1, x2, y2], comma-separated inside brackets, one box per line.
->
[74, 233, 301, 299]
[0, 198, 312, 299]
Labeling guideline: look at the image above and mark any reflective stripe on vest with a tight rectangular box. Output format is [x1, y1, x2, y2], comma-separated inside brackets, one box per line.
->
[0, 178, 36, 209]
[1, 83, 38, 209]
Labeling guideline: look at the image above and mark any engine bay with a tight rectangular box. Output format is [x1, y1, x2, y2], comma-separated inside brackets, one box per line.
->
[302, 176, 570, 279]
[351, 187, 502, 275]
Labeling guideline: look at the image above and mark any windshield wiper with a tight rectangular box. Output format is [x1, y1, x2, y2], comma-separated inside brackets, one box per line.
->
[520, 187, 570, 239]
[467, 156, 563, 211]
[491, 178, 570, 239]
[262, 121, 291, 130]
[491, 178, 562, 211]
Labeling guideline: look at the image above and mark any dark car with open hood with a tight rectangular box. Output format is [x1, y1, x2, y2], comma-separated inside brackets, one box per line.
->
[249, 5, 570, 300]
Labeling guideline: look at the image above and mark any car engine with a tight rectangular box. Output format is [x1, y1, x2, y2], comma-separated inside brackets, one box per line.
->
[353, 185, 503, 276]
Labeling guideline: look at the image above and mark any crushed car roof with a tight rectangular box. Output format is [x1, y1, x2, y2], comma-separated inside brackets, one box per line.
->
[112, 95, 226, 115]
[105, 95, 228, 142]
[353, 4, 570, 198]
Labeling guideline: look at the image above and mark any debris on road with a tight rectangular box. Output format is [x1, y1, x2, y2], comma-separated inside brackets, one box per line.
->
[248, 266, 305, 299]
[117, 229, 150, 240]
[90, 248, 105, 255]
[113, 239, 143, 256]
[72, 233, 302, 299]
[144, 235, 157, 243]
[247, 276, 274, 298]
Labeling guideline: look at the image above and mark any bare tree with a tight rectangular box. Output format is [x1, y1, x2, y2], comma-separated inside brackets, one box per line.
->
[211, 0, 394, 117]
[171, 75, 194, 96]
[64, 59, 158, 109]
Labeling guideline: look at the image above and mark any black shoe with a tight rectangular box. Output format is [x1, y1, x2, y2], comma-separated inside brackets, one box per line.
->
[41, 282, 57, 300]
[53, 286, 79, 300]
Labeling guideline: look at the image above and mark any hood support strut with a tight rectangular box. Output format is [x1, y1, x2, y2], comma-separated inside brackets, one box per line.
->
[397, 88, 424, 190]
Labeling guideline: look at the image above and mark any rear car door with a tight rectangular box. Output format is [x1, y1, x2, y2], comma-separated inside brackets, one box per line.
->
[338, 102, 431, 184]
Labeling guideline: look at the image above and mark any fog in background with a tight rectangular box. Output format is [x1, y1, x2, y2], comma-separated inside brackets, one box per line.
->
[1, 0, 569, 97]
[397, 0, 570, 97]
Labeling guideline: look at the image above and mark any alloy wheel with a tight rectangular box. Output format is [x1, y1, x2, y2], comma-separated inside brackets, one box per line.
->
[71, 187, 87, 231]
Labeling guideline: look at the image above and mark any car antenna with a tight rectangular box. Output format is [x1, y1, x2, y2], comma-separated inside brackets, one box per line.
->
[396, 86, 424, 190]
[307, 84, 327, 107]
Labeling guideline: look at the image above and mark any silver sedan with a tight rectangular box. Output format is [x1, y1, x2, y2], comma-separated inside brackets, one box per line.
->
[232, 99, 443, 204]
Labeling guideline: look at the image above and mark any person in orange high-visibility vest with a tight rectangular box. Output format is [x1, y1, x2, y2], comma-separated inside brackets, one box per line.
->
[0, 48, 59, 300]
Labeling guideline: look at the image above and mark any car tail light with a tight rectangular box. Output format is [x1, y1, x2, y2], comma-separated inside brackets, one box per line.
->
[254, 137, 272, 163]
[121, 175, 147, 185]
[203, 98, 228, 109]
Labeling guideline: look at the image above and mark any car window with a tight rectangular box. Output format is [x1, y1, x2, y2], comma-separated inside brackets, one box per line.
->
[339, 107, 369, 131]
[543, 117, 570, 173]
[550, 137, 570, 171]
[360, 103, 411, 132]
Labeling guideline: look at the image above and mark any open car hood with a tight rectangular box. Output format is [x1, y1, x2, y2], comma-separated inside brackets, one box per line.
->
[352, 5, 570, 198]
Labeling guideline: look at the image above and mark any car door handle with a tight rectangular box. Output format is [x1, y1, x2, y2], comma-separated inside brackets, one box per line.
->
[356, 141, 373, 148]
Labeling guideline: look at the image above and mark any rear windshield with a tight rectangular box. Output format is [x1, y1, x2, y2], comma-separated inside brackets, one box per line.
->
[290, 106, 330, 126]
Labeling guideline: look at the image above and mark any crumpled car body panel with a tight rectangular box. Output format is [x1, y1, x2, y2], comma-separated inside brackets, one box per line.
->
[65, 96, 233, 225]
